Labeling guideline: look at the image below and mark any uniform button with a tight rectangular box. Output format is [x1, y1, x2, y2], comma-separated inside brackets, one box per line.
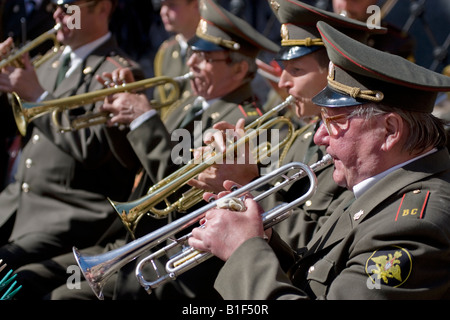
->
[21, 182, 30, 193]
[25, 158, 33, 168]
[32, 134, 40, 144]
[308, 266, 315, 273]
[305, 200, 312, 207]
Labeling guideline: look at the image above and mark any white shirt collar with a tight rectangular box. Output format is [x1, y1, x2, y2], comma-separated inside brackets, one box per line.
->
[193, 96, 218, 116]
[175, 34, 188, 58]
[353, 148, 437, 199]
[61, 32, 112, 76]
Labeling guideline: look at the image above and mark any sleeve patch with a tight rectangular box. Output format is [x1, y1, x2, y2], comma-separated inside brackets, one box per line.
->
[395, 190, 430, 221]
[365, 246, 412, 288]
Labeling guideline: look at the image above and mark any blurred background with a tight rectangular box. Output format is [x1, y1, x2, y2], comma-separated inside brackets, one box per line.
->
[0, 0, 448, 93]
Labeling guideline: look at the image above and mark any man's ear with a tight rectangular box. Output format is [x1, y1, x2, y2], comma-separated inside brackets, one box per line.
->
[98, 0, 112, 18]
[382, 113, 404, 151]
[232, 60, 249, 82]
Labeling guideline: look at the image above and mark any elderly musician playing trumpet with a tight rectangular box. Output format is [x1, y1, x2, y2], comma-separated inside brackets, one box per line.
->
[12, 0, 280, 300]
[188, 21, 450, 300]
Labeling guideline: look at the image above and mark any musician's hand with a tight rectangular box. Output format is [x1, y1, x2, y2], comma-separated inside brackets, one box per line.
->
[189, 197, 265, 261]
[0, 37, 14, 60]
[99, 92, 152, 126]
[188, 160, 259, 193]
[203, 118, 245, 150]
[187, 118, 259, 192]
[95, 67, 135, 88]
[201, 180, 242, 203]
[0, 52, 43, 100]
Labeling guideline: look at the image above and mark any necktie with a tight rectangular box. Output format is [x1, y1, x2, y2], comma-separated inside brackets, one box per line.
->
[54, 53, 71, 88]
[180, 97, 204, 128]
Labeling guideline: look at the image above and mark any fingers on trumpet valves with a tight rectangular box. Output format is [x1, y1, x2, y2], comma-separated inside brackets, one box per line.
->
[205, 129, 238, 152]
[112, 75, 127, 87]
[102, 79, 112, 88]
[99, 75, 126, 88]
[215, 197, 247, 212]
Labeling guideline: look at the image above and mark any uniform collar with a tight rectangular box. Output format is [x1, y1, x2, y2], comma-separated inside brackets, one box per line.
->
[62, 32, 112, 76]
[353, 148, 438, 199]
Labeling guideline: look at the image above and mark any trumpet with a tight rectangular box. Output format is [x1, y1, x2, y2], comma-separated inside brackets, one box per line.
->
[109, 95, 297, 238]
[0, 24, 62, 69]
[73, 154, 333, 300]
[11, 72, 193, 136]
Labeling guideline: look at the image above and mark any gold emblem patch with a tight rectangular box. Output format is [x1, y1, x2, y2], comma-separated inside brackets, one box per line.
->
[365, 246, 412, 287]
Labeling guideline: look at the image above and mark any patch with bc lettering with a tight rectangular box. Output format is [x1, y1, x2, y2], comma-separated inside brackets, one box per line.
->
[395, 190, 430, 221]
[365, 246, 412, 287]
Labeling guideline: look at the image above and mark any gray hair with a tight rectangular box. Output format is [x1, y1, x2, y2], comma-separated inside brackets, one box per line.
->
[350, 103, 447, 154]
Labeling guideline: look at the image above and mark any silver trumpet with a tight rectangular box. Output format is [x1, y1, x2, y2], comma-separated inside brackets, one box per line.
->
[73, 154, 333, 300]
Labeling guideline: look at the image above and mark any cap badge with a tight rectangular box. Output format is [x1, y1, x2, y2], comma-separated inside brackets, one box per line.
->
[199, 19, 208, 36]
[270, 1, 280, 12]
[196, 19, 240, 51]
[281, 24, 289, 42]
[328, 61, 335, 80]
[199, 0, 207, 11]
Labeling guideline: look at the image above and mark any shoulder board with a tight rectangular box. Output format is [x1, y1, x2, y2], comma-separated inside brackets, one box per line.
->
[238, 100, 263, 118]
[106, 53, 135, 69]
[394, 189, 430, 221]
[158, 37, 179, 51]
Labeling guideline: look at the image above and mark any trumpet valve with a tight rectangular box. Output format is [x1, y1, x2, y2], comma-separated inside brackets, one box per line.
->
[216, 197, 246, 212]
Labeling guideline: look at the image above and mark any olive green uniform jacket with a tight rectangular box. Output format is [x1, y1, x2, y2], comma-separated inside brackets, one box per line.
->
[0, 36, 143, 263]
[215, 148, 450, 300]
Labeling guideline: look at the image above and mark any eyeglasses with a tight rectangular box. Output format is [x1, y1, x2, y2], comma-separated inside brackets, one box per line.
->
[186, 48, 232, 64]
[51, 0, 98, 15]
[320, 108, 355, 136]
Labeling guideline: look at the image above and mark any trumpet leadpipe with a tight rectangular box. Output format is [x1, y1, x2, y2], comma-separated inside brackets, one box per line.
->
[0, 24, 61, 69]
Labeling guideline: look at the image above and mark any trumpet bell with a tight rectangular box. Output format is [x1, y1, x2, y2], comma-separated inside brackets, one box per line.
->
[11, 92, 27, 137]
[10, 92, 50, 137]
[107, 197, 152, 238]
[73, 247, 105, 300]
